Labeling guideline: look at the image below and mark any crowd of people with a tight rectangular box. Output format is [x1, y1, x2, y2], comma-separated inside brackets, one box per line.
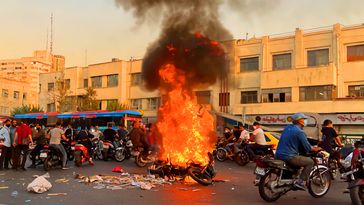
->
[0, 119, 159, 171]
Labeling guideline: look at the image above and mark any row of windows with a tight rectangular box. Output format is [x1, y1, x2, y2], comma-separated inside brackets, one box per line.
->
[89, 74, 118, 88]
[239, 85, 336, 104]
[240, 45, 364, 72]
[1, 89, 26, 100]
[131, 98, 161, 110]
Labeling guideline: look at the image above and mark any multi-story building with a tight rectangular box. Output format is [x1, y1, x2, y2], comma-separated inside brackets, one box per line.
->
[38, 23, 364, 134]
[0, 50, 65, 103]
[0, 78, 37, 115]
[215, 23, 364, 134]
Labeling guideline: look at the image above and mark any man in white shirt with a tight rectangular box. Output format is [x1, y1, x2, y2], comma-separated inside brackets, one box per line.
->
[0, 119, 11, 169]
[233, 125, 249, 152]
[246, 122, 267, 159]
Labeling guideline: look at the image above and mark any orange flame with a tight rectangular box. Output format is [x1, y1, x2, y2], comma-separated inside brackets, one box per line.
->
[156, 64, 215, 166]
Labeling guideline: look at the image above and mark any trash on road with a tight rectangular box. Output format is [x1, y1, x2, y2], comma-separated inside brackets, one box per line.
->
[112, 166, 125, 173]
[25, 200, 31, 203]
[33, 173, 50, 179]
[27, 176, 52, 194]
[55, 178, 70, 183]
[74, 173, 169, 191]
[47, 193, 67, 196]
[11, 191, 18, 197]
[0, 186, 9, 189]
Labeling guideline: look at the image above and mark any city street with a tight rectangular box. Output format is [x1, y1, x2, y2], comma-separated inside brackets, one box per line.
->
[0, 159, 350, 205]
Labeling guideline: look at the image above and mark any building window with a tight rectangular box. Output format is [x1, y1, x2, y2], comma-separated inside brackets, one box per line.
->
[262, 88, 291, 103]
[147, 98, 160, 110]
[65, 79, 70, 89]
[272, 53, 291, 70]
[2, 89, 8, 98]
[195, 91, 211, 104]
[84, 79, 88, 88]
[131, 99, 142, 110]
[39, 84, 41, 93]
[219, 92, 230, 106]
[347, 44, 364, 62]
[107, 74, 118, 87]
[23, 93, 27, 100]
[48, 82, 54, 91]
[241, 91, 258, 104]
[131, 73, 142, 86]
[91, 76, 102, 88]
[348, 85, 364, 97]
[240, 57, 259, 72]
[47, 103, 56, 112]
[106, 99, 118, 109]
[307, 48, 329, 67]
[13, 91, 19, 99]
[299, 85, 333, 101]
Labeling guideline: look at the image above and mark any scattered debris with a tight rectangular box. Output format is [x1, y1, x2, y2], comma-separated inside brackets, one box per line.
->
[192, 189, 201, 192]
[0, 186, 9, 189]
[25, 200, 31, 203]
[74, 173, 169, 191]
[47, 193, 67, 196]
[231, 187, 235, 191]
[212, 179, 229, 182]
[33, 173, 50, 179]
[112, 166, 125, 173]
[55, 178, 70, 183]
[11, 191, 18, 197]
[27, 176, 52, 194]
[178, 188, 188, 191]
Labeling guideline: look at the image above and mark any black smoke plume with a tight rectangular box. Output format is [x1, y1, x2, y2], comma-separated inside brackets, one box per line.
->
[114, 0, 231, 91]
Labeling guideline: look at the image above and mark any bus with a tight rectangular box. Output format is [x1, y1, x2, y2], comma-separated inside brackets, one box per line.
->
[13, 110, 142, 131]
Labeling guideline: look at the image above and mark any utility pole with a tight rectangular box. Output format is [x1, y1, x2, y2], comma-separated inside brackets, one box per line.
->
[50, 13, 53, 55]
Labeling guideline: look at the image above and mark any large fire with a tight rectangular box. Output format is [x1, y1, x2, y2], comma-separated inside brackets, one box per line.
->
[156, 64, 215, 166]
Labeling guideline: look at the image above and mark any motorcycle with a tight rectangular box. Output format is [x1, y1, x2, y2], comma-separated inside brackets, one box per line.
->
[149, 152, 216, 186]
[40, 144, 68, 171]
[61, 140, 75, 161]
[74, 143, 93, 167]
[345, 142, 364, 205]
[100, 139, 125, 162]
[213, 138, 235, 162]
[113, 139, 133, 162]
[134, 147, 157, 167]
[235, 141, 275, 166]
[254, 150, 332, 202]
[91, 137, 104, 160]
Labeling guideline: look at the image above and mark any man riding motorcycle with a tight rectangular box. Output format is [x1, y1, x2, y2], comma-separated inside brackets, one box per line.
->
[245, 122, 267, 159]
[28, 123, 47, 168]
[75, 126, 94, 165]
[275, 113, 321, 190]
[129, 121, 148, 153]
[47, 122, 69, 170]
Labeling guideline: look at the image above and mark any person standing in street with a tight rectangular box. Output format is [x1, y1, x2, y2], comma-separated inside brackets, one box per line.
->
[13, 120, 33, 171]
[0, 119, 11, 170]
[7, 120, 17, 169]
[48, 122, 69, 170]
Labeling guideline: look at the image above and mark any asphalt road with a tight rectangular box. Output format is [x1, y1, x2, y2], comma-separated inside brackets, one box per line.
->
[0, 158, 351, 205]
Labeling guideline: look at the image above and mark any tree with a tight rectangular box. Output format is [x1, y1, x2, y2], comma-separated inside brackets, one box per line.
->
[79, 87, 99, 111]
[11, 105, 44, 116]
[48, 72, 73, 112]
[106, 100, 129, 111]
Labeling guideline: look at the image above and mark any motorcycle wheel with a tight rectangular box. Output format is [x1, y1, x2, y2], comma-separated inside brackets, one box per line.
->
[74, 150, 82, 167]
[216, 148, 228, 162]
[43, 157, 51, 171]
[350, 185, 364, 205]
[135, 154, 147, 167]
[115, 149, 126, 162]
[188, 167, 212, 186]
[235, 151, 249, 166]
[68, 151, 74, 161]
[258, 170, 282, 202]
[328, 159, 339, 180]
[308, 167, 331, 198]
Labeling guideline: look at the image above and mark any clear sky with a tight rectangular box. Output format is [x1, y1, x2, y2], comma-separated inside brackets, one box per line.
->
[0, 0, 364, 67]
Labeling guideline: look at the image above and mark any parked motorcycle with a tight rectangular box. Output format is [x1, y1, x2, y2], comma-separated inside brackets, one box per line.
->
[100, 139, 125, 162]
[91, 137, 103, 160]
[74, 143, 93, 167]
[149, 152, 216, 186]
[235, 141, 275, 166]
[254, 150, 331, 202]
[113, 140, 133, 162]
[61, 140, 75, 161]
[40, 144, 67, 171]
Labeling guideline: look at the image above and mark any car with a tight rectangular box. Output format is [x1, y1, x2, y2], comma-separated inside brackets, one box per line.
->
[264, 132, 280, 150]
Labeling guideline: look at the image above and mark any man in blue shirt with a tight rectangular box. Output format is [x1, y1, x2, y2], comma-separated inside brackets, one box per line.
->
[276, 113, 321, 190]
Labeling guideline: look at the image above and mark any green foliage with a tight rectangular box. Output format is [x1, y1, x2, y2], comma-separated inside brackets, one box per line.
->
[11, 105, 44, 116]
[106, 100, 129, 111]
[79, 87, 99, 111]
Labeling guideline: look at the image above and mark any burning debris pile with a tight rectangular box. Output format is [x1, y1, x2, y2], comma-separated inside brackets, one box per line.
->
[116, 0, 230, 166]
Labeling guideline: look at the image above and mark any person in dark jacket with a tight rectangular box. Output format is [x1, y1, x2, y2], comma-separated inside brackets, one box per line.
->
[320, 119, 343, 153]
[129, 121, 148, 151]
[28, 123, 47, 168]
[75, 125, 93, 165]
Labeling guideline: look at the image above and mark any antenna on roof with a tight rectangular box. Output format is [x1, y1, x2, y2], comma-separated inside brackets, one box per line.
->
[50, 13, 54, 55]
